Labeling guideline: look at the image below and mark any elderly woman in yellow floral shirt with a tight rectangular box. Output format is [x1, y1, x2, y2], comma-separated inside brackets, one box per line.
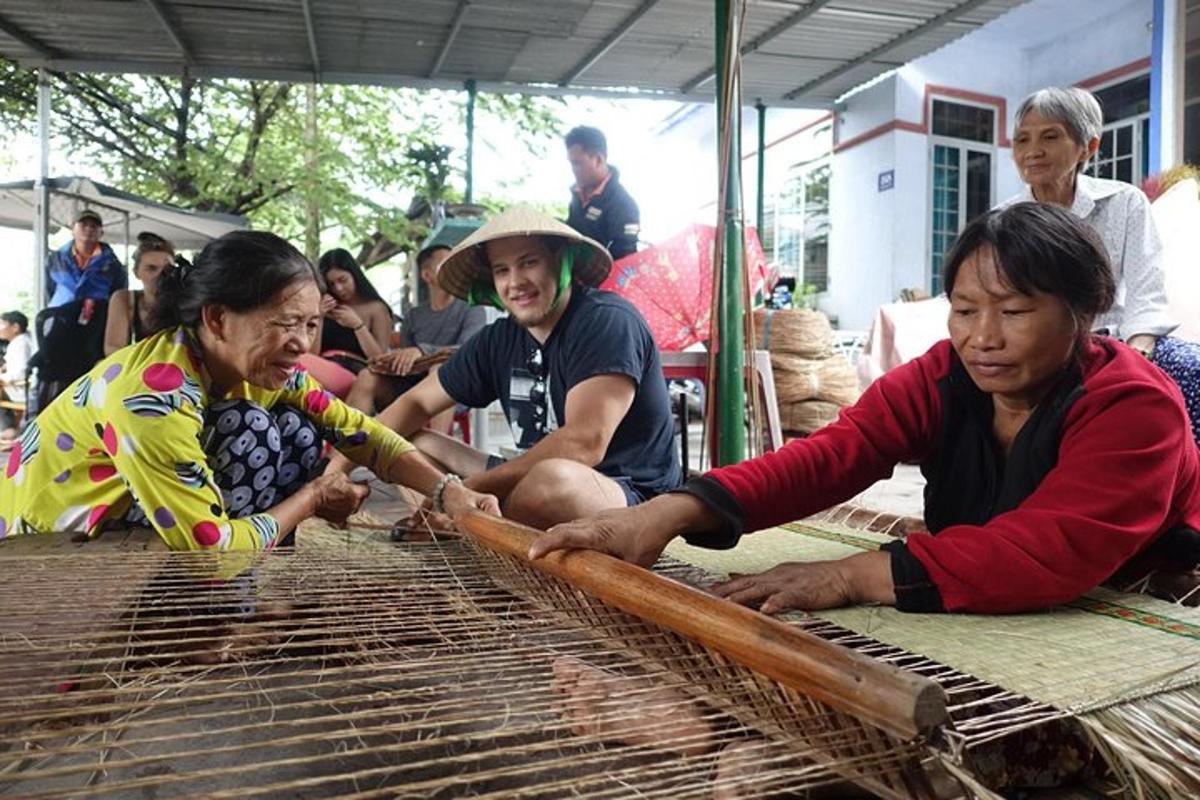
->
[0, 231, 498, 550]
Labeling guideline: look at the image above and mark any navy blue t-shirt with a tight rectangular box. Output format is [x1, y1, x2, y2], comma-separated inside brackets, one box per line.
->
[438, 285, 682, 499]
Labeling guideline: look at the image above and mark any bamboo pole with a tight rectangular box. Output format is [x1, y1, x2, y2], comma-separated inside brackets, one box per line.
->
[456, 510, 947, 741]
[715, 0, 747, 466]
[756, 100, 766, 235]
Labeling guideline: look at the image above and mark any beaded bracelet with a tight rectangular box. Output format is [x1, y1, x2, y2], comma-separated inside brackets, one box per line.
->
[431, 473, 463, 514]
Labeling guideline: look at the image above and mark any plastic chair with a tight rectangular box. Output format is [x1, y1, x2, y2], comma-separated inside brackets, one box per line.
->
[451, 407, 472, 446]
[660, 350, 784, 466]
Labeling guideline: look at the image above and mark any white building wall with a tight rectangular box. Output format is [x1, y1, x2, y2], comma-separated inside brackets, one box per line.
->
[1024, 2, 1153, 91]
[626, 104, 718, 243]
[824, 76, 898, 325]
[837, 74, 900, 141]
[827, 0, 1153, 330]
[891, 131, 933, 299]
[639, 103, 829, 245]
[827, 130, 898, 327]
[739, 105, 833, 216]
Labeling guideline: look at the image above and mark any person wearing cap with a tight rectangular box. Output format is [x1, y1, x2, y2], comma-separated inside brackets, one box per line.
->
[565, 126, 640, 260]
[337, 204, 682, 529]
[45, 209, 128, 309]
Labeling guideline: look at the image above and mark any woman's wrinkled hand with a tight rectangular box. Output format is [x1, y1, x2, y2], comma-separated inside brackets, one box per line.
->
[711, 561, 854, 615]
[529, 507, 671, 568]
[310, 472, 370, 525]
[442, 480, 501, 519]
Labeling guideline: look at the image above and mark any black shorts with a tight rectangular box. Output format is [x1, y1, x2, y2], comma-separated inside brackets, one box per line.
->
[613, 477, 652, 507]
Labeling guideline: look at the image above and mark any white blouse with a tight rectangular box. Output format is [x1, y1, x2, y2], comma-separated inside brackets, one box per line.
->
[0, 332, 33, 403]
[1008, 174, 1176, 340]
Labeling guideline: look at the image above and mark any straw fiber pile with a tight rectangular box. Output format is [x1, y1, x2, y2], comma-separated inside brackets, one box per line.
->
[754, 308, 859, 435]
[753, 308, 834, 360]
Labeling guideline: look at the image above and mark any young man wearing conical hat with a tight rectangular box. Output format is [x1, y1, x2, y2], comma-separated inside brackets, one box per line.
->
[360, 204, 682, 528]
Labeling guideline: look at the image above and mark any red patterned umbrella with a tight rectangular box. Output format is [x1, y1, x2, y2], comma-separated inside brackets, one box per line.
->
[599, 223, 773, 352]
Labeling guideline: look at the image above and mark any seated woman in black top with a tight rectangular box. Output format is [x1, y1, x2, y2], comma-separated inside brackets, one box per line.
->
[311, 248, 392, 373]
[104, 232, 175, 356]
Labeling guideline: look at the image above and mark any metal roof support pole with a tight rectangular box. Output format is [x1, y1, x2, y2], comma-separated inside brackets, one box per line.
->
[123, 211, 131, 268]
[464, 79, 477, 204]
[33, 68, 50, 313]
[304, 83, 320, 264]
[1150, 0, 1184, 173]
[715, 0, 746, 466]
[755, 101, 766, 236]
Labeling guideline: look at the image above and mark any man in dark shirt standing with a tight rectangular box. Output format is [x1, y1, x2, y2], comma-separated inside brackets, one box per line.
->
[565, 126, 640, 260]
[341, 205, 680, 529]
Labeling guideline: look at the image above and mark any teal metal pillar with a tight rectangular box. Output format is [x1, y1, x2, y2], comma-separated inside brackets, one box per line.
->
[33, 68, 51, 313]
[715, 0, 746, 466]
[755, 101, 766, 235]
[464, 79, 477, 203]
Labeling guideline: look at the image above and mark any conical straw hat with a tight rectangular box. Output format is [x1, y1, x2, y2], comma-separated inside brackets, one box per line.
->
[437, 204, 612, 300]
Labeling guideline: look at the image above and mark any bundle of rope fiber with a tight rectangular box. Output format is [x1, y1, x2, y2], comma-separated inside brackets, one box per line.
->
[770, 352, 860, 407]
[752, 308, 834, 360]
[779, 399, 842, 435]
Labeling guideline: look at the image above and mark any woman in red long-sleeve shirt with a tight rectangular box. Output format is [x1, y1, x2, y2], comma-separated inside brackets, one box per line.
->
[531, 202, 1200, 614]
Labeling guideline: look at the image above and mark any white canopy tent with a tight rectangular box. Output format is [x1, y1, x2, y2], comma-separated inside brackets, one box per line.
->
[0, 176, 246, 307]
[0, 175, 246, 250]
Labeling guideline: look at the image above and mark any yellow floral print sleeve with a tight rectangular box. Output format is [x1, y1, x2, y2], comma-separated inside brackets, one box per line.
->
[0, 327, 414, 550]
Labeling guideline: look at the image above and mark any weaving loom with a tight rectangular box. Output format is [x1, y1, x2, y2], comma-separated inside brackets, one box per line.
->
[0, 508, 1196, 799]
[668, 512, 1200, 799]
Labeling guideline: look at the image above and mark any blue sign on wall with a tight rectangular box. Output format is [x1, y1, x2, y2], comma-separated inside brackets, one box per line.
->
[877, 169, 895, 192]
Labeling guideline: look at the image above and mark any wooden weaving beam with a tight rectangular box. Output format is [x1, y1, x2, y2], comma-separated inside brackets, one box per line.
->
[456, 510, 948, 742]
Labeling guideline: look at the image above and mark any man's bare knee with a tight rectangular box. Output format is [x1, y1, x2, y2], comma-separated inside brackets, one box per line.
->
[505, 459, 626, 528]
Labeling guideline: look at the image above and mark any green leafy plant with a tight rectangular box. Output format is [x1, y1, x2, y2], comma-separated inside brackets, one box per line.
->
[0, 58, 564, 267]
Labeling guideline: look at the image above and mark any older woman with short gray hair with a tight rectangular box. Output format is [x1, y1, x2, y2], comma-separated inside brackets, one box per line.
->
[1009, 87, 1171, 347]
[1006, 86, 1199, 446]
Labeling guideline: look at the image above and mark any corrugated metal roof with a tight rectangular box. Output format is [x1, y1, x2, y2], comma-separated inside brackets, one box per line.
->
[0, 0, 1028, 107]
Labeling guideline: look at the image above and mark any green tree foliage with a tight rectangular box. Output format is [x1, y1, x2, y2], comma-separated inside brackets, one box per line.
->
[0, 58, 563, 266]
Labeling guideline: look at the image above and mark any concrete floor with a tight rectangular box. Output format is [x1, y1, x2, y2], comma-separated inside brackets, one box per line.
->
[851, 463, 926, 518]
